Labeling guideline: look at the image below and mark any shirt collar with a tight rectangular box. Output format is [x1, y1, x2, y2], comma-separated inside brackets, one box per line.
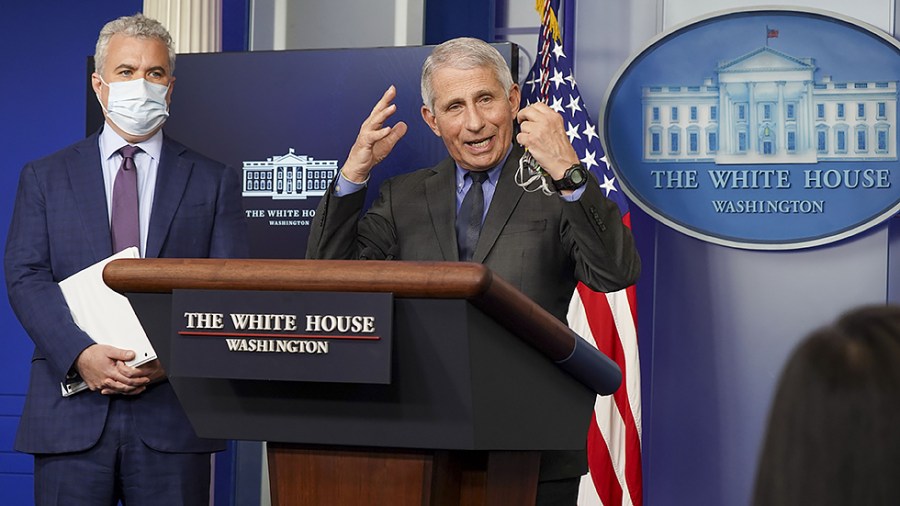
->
[98, 124, 164, 162]
[454, 145, 513, 190]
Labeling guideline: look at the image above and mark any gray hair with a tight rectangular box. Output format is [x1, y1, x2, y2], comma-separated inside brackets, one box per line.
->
[420, 37, 514, 112]
[94, 13, 176, 76]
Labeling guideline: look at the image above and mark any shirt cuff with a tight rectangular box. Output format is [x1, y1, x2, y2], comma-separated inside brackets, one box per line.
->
[559, 185, 586, 202]
[333, 171, 368, 197]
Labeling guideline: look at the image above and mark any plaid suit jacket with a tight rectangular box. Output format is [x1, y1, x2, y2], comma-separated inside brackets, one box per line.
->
[5, 129, 248, 454]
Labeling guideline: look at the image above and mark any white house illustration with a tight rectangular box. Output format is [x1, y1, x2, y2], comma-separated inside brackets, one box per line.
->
[242, 148, 338, 200]
[642, 46, 898, 164]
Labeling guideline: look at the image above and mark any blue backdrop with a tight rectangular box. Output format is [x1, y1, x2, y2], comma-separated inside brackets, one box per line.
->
[0, 4, 143, 503]
[0, 2, 248, 504]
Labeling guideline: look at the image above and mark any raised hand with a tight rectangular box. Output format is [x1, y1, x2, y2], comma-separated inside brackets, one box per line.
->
[515, 102, 580, 180]
[341, 85, 409, 183]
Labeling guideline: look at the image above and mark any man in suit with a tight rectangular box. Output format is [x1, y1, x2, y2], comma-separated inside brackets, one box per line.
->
[307, 37, 640, 505]
[4, 13, 247, 505]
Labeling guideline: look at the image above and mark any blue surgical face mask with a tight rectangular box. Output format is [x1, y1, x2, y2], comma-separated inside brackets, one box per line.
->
[96, 77, 170, 137]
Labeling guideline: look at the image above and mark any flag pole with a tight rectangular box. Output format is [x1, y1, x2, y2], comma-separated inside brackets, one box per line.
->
[538, 0, 554, 102]
[562, 0, 576, 69]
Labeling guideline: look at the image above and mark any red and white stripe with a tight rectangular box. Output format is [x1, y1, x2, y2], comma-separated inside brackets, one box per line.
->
[525, 2, 643, 503]
[569, 221, 642, 505]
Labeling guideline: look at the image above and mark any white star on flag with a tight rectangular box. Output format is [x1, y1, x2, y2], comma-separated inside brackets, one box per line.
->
[599, 174, 618, 196]
[526, 74, 540, 94]
[583, 123, 598, 144]
[566, 122, 582, 143]
[550, 68, 566, 90]
[552, 42, 566, 61]
[580, 149, 598, 170]
[549, 96, 565, 113]
[566, 95, 582, 115]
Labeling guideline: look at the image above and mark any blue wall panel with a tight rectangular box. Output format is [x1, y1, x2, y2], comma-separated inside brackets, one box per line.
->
[1, 2, 147, 503]
[637, 216, 890, 505]
[0, 474, 33, 506]
[425, 0, 496, 44]
[888, 217, 900, 303]
[222, 0, 250, 52]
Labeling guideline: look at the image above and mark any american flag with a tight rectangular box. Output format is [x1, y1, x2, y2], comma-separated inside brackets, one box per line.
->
[519, 1, 643, 505]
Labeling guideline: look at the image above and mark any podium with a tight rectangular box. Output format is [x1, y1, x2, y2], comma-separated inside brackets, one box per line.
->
[104, 259, 619, 505]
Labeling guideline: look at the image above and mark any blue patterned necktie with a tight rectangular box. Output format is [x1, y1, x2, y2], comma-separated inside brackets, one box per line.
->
[456, 171, 489, 261]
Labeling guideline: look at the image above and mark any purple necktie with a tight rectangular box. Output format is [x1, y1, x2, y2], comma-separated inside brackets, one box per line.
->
[111, 145, 141, 253]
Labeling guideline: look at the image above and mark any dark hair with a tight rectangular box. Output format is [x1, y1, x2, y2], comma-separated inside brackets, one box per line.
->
[753, 305, 900, 506]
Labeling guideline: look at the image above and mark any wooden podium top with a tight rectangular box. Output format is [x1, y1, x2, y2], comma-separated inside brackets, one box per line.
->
[104, 258, 620, 394]
[105, 259, 489, 298]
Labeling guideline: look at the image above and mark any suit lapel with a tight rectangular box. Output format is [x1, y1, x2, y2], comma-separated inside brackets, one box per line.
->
[146, 137, 192, 258]
[473, 146, 525, 263]
[424, 158, 459, 261]
[67, 133, 113, 260]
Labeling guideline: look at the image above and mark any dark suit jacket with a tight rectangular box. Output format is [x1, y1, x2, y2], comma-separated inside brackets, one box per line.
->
[307, 144, 640, 479]
[4, 129, 248, 454]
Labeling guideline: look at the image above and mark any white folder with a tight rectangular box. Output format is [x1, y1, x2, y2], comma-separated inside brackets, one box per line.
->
[58, 247, 157, 396]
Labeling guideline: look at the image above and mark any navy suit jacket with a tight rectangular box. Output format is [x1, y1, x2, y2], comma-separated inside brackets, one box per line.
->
[5, 129, 248, 454]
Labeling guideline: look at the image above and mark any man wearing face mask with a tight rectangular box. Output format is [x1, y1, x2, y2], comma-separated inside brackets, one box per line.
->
[4, 13, 247, 505]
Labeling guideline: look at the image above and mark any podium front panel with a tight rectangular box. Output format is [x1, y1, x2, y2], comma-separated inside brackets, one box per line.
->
[128, 293, 593, 451]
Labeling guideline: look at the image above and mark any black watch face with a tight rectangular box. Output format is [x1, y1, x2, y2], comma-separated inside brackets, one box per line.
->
[571, 168, 585, 184]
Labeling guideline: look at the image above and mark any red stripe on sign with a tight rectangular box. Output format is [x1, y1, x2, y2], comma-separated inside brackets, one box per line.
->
[178, 331, 381, 340]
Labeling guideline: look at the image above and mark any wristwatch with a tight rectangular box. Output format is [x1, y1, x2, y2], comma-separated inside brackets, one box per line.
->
[552, 163, 588, 191]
